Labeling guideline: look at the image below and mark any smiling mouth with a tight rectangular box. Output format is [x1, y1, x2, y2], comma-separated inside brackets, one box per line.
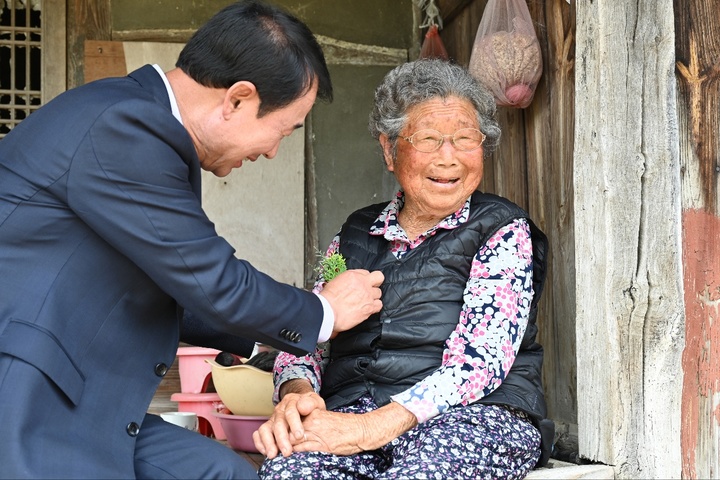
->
[429, 177, 459, 184]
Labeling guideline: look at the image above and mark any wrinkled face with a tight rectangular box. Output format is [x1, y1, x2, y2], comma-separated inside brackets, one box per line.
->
[381, 96, 484, 220]
[199, 82, 317, 177]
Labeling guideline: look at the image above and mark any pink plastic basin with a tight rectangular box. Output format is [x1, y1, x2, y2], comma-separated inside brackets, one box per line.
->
[171, 392, 226, 440]
[176, 346, 222, 394]
[213, 412, 269, 453]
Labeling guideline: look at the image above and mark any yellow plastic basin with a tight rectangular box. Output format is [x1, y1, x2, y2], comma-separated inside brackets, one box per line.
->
[205, 359, 275, 416]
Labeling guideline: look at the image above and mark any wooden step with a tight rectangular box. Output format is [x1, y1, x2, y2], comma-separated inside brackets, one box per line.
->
[527, 459, 615, 479]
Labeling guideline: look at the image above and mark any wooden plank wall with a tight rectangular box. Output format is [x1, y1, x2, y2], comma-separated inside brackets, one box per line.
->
[437, 0, 578, 435]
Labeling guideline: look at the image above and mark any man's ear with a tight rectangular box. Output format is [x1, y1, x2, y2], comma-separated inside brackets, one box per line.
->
[223, 81, 258, 118]
[379, 134, 395, 172]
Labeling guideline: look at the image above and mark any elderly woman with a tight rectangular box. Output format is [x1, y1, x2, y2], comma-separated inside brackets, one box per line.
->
[254, 59, 553, 480]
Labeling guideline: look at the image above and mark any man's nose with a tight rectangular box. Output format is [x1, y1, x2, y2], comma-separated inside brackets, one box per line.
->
[263, 144, 281, 159]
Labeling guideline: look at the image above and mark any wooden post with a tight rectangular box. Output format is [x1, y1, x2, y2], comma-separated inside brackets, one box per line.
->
[67, 0, 112, 88]
[574, 1, 684, 477]
[674, 0, 720, 478]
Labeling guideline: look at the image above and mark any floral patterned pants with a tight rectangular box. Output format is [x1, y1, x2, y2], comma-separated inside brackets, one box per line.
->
[258, 396, 541, 480]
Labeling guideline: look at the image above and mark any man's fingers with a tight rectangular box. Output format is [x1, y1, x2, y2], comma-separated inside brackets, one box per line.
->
[367, 269, 384, 287]
[322, 269, 385, 335]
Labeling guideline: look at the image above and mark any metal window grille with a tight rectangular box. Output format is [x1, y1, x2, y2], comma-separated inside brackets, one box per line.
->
[0, 0, 42, 139]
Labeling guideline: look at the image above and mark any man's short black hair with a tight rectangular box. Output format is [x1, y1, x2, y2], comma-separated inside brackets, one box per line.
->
[176, 0, 332, 116]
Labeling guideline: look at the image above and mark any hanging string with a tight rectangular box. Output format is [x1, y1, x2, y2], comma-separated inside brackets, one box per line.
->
[414, 0, 443, 30]
[415, 0, 448, 60]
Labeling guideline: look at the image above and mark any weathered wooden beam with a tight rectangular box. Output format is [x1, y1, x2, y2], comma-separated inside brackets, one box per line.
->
[575, 1, 684, 477]
[112, 30, 408, 66]
[675, 0, 720, 213]
[111, 28, 195, 43]
[674, 0, 720, 478]
[42, 0, 66, 101]
[67, 0, 112, 88]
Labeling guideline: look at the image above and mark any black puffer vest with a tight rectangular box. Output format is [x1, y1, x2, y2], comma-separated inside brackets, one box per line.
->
[321, 191, 554, 466]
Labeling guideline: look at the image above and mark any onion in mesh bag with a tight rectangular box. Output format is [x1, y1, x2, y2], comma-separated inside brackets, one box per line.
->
[469, 16, 542, 108]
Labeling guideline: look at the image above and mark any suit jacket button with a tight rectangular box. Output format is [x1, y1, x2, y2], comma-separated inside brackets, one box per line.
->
[154, 363, 168, 377]
[126, 422, 140, 437]
[292, 332, 301, 343]
[279, 328, 288, 338]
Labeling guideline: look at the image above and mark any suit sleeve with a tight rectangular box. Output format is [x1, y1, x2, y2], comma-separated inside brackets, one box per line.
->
[180, 310, 255, 357]
[65, 98, 321, 355]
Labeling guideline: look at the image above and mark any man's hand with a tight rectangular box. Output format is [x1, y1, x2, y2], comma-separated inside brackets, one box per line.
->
[319, 269, 384, 336]
[252, 380, 325, 459]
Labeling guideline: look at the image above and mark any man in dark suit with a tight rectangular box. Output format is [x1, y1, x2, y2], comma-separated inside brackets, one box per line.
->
[0, 1, 383, 478]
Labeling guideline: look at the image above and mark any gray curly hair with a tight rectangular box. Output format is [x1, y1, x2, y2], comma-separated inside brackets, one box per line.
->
[369, 59, 500, 159]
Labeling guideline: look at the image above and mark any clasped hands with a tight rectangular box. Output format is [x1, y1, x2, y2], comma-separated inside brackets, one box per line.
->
[252, 383, 372, 459]
[252, 379, 418, 460]
[252, 269, 417, 458]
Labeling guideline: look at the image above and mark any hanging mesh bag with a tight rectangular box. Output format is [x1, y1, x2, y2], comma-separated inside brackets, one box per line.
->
[468, 0, 543, 108]
[420, 24, 449, 60]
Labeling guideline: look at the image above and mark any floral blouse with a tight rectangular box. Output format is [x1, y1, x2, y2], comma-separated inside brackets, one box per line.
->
[273, 191, 535, 424]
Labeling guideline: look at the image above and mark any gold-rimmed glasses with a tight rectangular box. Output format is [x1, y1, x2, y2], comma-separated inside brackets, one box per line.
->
[401, 128, 486, 153]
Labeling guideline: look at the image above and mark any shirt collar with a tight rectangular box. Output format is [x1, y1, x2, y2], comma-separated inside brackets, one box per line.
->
[369, 190, 472, 238]
[152, 64, 182, 125]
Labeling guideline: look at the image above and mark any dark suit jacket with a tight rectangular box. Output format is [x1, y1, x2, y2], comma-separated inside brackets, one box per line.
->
[0, 65, 321, 478]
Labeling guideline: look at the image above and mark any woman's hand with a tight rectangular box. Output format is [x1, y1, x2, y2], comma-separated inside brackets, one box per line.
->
[252, 379, 326, 459]
[293, 401, 418, 456]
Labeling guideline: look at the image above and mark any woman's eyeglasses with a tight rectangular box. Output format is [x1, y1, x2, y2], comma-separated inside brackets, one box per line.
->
[401, 128, 486, 153]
